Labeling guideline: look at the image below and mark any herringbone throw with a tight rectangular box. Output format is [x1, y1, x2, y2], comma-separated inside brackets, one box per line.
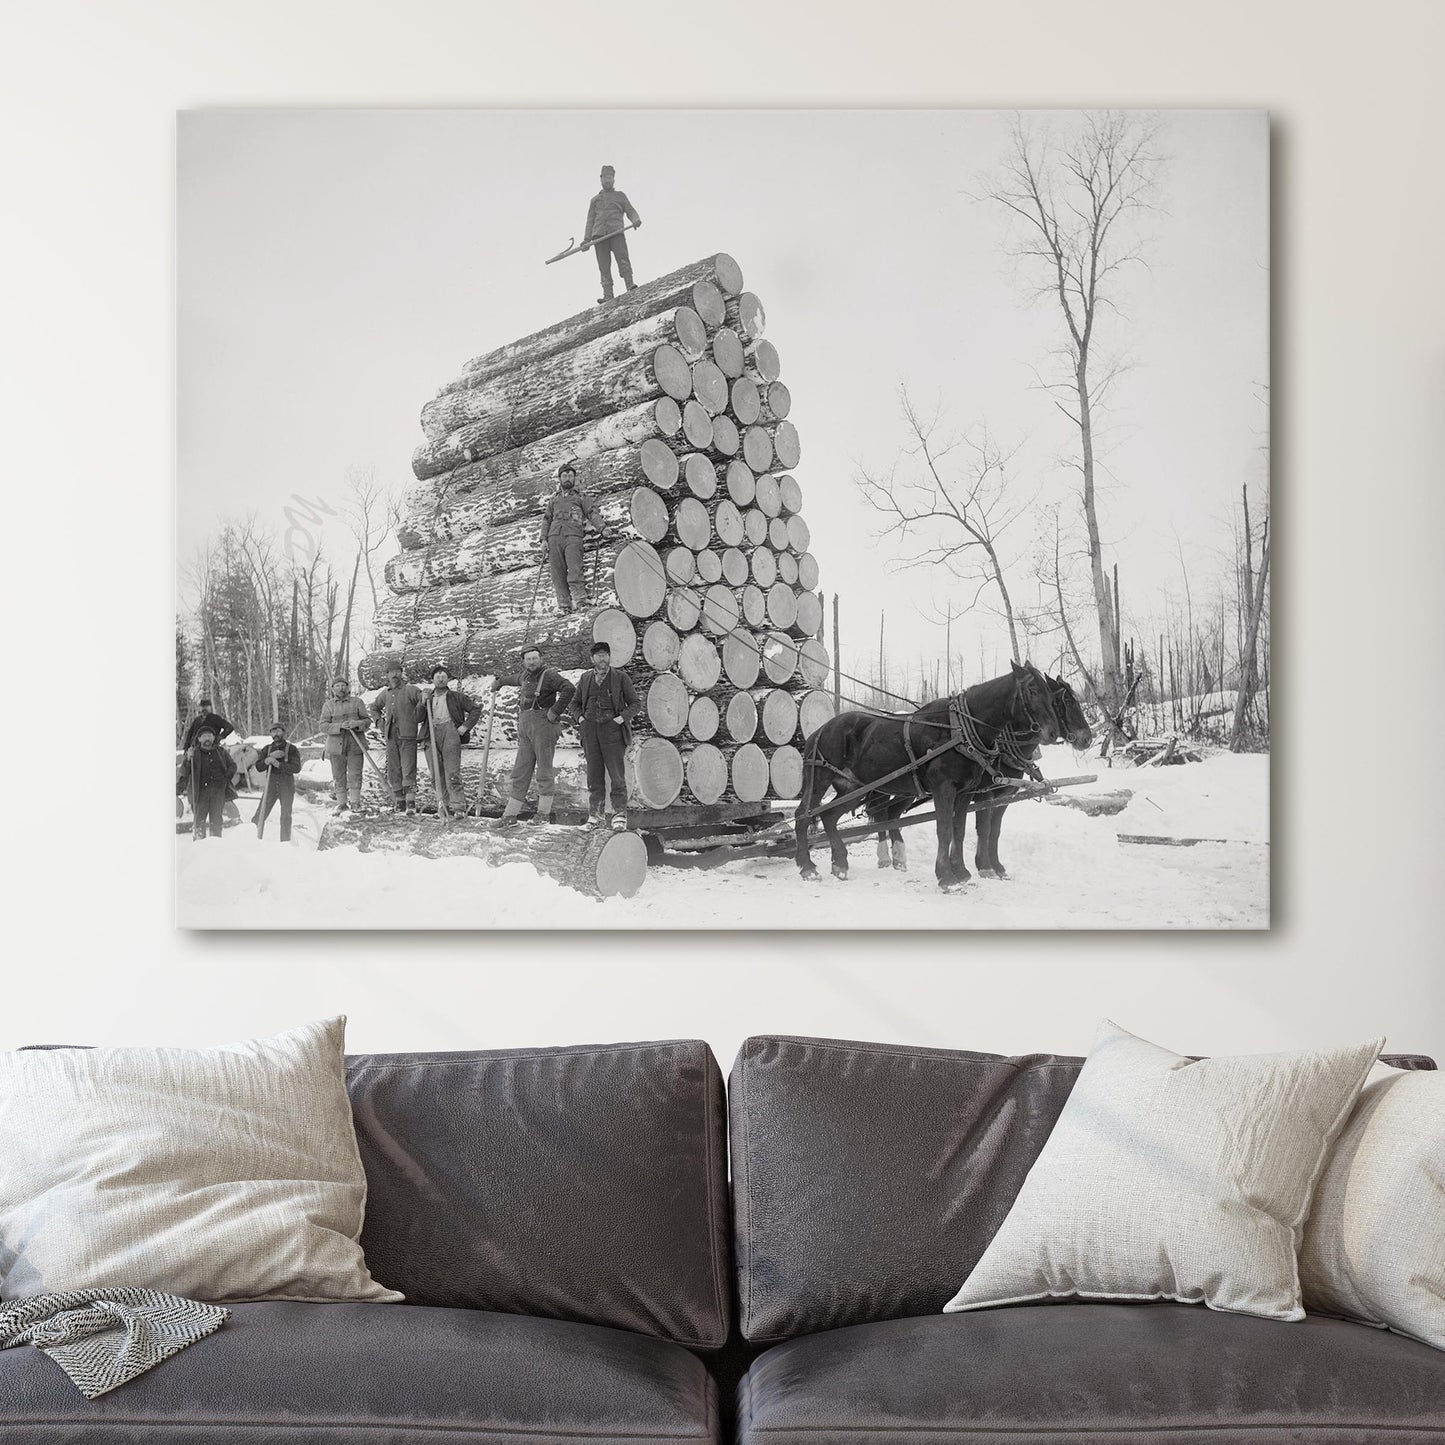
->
[0, 1288, 229, 1397]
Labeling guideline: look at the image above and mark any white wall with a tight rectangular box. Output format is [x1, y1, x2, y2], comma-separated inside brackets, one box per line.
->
[5, 0, 1442, 1067]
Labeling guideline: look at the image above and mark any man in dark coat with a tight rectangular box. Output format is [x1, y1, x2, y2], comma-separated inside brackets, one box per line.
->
[176, 725, 238, 841]
[497, 646, 577, 827]
[540, 462, 603, 612]
[416, 665, 483, 816]
[181, 697, 235, 752]
[567, 641, 639, 829]
[253, 721, 302, 842]
[368, 660, 426, 813]
[581, 164, 641, 304]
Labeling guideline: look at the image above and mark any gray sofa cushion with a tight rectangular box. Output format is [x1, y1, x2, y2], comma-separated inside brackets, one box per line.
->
[729, 1034, 1436, 1344]
[736, 1304, 1445, 1445]
[0, 1301, 720, 1444]
[347, 1040, 730, 1347]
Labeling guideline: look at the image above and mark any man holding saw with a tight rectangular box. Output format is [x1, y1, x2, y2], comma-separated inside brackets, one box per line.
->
[581, 165, 641, 303]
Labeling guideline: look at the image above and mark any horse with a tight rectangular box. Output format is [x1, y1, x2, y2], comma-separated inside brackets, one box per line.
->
[795, 662, 1060, 891]
[969, 674, 1094, 879]
[868, 672, 1092, 875]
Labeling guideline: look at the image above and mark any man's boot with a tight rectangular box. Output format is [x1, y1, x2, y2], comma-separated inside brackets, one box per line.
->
[527, 796, 553, 826]
[496, 798, 524, 830]
[596, 285, 614, 305]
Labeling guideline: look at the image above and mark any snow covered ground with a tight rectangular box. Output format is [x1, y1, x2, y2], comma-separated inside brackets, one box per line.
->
[175, 747, 1269, 930]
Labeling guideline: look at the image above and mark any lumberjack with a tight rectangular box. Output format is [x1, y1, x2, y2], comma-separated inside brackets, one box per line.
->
[581, 165, 641, 304]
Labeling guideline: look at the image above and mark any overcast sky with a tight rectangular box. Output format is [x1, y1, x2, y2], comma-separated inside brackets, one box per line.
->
[178, 108, 1267, 688]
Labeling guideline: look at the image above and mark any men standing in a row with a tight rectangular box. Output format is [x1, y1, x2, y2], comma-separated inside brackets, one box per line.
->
[570, 641, 639, 830]
[319, 676, 372, 814]
[582, 164, 641, 304]
[369, 660, 425, 814]
[540, 462, 603, 613]
[417, 665, 481, 817]
[497, 646, 576, 827]
[176, 725, 237, 841]
[181, 697, 235, 752]
[253, 721, 301, 842]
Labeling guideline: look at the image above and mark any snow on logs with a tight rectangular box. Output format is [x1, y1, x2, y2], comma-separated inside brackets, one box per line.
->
[364, 251, 833, 819]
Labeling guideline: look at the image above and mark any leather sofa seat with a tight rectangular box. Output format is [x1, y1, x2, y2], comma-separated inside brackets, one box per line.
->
[737, 1303, 1445, 1445]
[0, 1301, 720, 1445]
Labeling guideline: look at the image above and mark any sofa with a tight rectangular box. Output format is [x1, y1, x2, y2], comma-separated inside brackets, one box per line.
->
[1, 1035, 1441, 1443]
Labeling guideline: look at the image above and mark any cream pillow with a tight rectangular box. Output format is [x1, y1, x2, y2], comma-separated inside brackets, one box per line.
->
[0, 1016, 401, 1304]
[944, 1020, 1382, 1321]
[1299, 1063, 1444, 1347]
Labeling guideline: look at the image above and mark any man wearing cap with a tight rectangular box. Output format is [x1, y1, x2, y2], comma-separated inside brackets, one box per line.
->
[319, 675, 372, 814]
[253, 722, 302, 842]
[416, 665, 483, 816]
[497, 646, 577, 828]
[539, 462, 603, 612]
[176, 725, 239, 841]
[567, 640, 639, 829]
[581, 165, 641, 304]
[181, 696, 236, 753]
[368, 659, 426, 813]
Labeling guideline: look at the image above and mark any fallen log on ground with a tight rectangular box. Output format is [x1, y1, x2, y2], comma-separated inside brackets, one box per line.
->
[318, 814, 649, 899]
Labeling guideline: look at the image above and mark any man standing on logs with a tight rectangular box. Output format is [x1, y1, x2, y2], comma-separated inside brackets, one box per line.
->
[581, 165, 641, 304]
[417, 665, 482, 817]
[497, 645, 576, 828]
[568, 640, 639, 830]
[319, 676, 372, 815]
[369, 660, 425, 814]
[253, 721, 301, 842]
[176, 725, 238, 841]
[540, 462, 603, 613]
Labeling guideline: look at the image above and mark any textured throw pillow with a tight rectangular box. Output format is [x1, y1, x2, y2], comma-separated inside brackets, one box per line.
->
[0, 1017, 402, 1304]
[944, 1020, 1382, 1321]
[1299, 1063, 1445, 1348]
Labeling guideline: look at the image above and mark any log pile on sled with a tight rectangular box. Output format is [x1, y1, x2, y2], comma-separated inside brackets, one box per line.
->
[359, 253, 835, 813]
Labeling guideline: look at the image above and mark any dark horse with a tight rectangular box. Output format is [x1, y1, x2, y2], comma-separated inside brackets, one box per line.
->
[871, 672, 1093, 875]
[795, 662, 1060, 891]
[968, 674, 1093, 878]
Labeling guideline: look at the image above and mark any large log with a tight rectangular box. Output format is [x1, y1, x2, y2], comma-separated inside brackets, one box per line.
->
[750, 547, 778, 588]
[753, 473, 782, 517]
[723, 459, 756, 506]
[797, 689, 837, 740]
[708, 413, 740, 458]
[694, 548, 724, 584]
[721, 630, 762, 688]
[664, 544, 696, 586]
[678, 632, 721, 690]
[721, 547, 749, 586]
[742, 426, 774, 474]
[769, 745, 804, 800]
[673, 497, 711, 550]
[361, 608, 597, 688]
[687, 694, 720, 742]
[786, 514, 812, 553]
[739, 584, 767, 628]
[769, 420, 802, 470]
[743, 508, 769, 547]
[797, 637, 830, 688]
[760, 631, 800, 684]
[730, 743, 771, 803]
[712, 498, 746, 548]
[627, 738, 685, 809]
[444, 254, 745, 391]
[793, 590, 824, 638]
[642, 619, 682, 671]
[681, 453, 718, 500]
[683, 743, 729, 805]
[730, 378, 761, 426]
[421, 308, 709, 442]
[776, 551, 799, 586]
[398, 401, 682, 545]
[768, 517, 790, 551]
[666, 588, 701, 631]
[724, 292, 766, 342]
[751, 687, 800, 746]
[691, 359, 729, 416]
[744, 339, 782, 384]
[722, 690, 758, 742]
[711, 328, 746, 379]
[318, 813, 648, 901]
[797, 552, 820, 591]
[642, 673, 689, 737]
[699, 584, 740, 638]
[413, 346, 693, 480]
[760, 380, 792, 422]
[766, 582, 799, 630]
[777, 474, 804, 515]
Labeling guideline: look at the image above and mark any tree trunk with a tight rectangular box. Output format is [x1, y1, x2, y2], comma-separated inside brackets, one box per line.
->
[730, 742, 771, 802]
[1229, 520, 1270, 752]
[445, 254, 744, 390]
[318, 813, 648, 900]
[627, 737, 684, 809]
[682, 742, 729, 804]
[723, 292, 766, 342]
[421, 307, 709, 441]
[412, 346, 693, 480]
[769, 744, 804, 799]
[677, 632, 722, 691]
[1078, 363, 1122, 706]
[750, 687, 799, 745]
[399, 400, 684, 546]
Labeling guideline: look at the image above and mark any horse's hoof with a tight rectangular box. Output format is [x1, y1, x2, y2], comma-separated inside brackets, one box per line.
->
[877, 860, 890, 870]
[831, 865, 849, 881]
[892, 860, 908, 872]
[799, 866, 819, 881]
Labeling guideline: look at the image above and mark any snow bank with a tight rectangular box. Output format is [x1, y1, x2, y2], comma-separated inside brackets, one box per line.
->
[175, 750, 1269, 930]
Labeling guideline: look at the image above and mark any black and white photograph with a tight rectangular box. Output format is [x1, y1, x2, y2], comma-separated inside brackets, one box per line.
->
[176, 108, 1269, 928]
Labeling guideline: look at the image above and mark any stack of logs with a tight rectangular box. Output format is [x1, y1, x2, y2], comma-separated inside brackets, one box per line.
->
[359, 252, 835, 813]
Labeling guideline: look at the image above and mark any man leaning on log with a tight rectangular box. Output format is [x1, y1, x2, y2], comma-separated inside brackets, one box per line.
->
[496, 646, 576, 828]
[581, 164, 640, 304]
[369, 661, 426, 814]
[568, 640, 639, 831]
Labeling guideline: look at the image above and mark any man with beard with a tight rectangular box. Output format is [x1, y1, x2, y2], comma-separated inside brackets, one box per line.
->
[176, 725, 238, 841]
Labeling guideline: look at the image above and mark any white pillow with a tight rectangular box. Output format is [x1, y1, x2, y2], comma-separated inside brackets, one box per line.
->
[943, 1020, 1382, 1322]
[0, 1016, 402, 1304]
[1299, 1063, 1445, 1347]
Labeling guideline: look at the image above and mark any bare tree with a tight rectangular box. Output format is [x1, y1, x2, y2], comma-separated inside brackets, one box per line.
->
[857, 388, 1033, 660]
[1029, 502, 1100, 702]
[980, 111, 1161, 708]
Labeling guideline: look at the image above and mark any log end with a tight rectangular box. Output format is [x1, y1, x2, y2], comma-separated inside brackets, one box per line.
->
[594, 830, 649, 899]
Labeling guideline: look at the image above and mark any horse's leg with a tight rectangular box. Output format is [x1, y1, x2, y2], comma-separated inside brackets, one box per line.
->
[876, 807, 891, 870]
[951, 791, 973, 887]
[795, 769, 823, 879]
[890, 816, 908, 871]
[987, 804, 1010, 878]
[825, 801, 850, 880]
[974, 805, 992, 875]
[933, 779, 960, 890]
